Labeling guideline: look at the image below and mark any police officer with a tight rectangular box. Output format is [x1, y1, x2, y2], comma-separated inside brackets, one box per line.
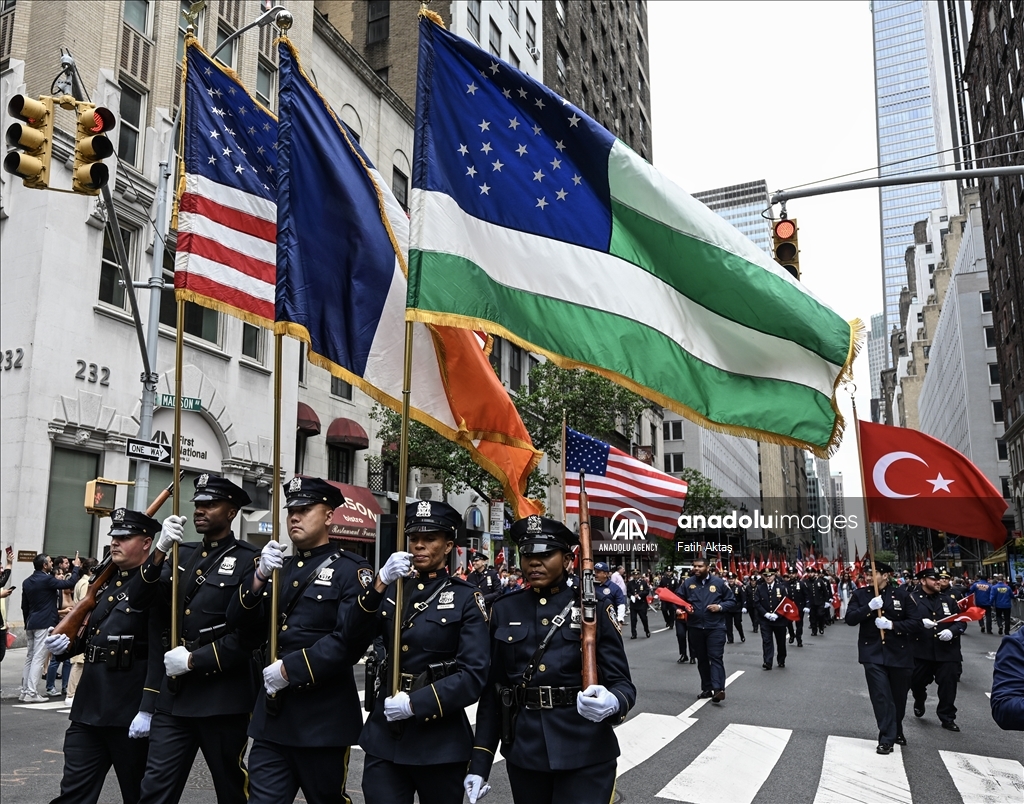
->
[658, 570, 677, 628]
[136, 474, 260, 804]
[594, 562, 626, 626]
[938, 570, 963, 601]
[226, 477, 373, 803]
[969, 573, 994, 633]
[725, 573, 745, 644]
[808, 567, 831, 636]
[745, 574, 760, 634]
[845, 559, 922, 754]
[754, 568, 790, 670]
[43, 509, 162, 804]
[627, 568, 651, 639]
[677, 557, 735, 702]
[465, 515, 635, 804]
[909, 567, 965, 732]
[345, 500, 489, 804]
[467, 551, 502, 610]
[790, 569, 809, 647]
[991, 574, 1013, 635]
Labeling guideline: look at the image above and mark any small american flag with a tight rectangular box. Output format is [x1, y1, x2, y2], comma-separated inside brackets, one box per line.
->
[564, 427, 687, 539]
[175, 39, 277, 325]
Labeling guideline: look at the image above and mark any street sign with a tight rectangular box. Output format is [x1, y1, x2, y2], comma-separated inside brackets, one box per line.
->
[125, 437, 172, 464]
[157, 394, 202, 411]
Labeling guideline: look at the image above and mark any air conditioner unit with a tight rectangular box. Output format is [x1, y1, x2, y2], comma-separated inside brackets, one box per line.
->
[527, 46, 540, 59]
[415, 483, 444, 501]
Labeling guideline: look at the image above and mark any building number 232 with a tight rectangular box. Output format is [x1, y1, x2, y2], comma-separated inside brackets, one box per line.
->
[3, 349, 24, 370]
[75, 359, 110, 386]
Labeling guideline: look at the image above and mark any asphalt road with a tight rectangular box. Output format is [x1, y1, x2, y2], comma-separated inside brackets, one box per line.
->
[2, 617, 1021, 803]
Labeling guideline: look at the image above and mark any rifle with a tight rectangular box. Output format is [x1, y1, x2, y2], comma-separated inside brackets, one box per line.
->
[52, 476, 177, 639]
[577, 472, 598, 689]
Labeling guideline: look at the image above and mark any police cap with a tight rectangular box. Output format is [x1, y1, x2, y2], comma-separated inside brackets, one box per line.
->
[469, 550, 489, 562]
[191, 473, 251, 507]
[108, 508, 161, 538]
[282, 476, 344, 509]
[938, 569, 951, 579]
[869, 559, 895, 574]
[405, 499, 461, 536]
[509, 515, 579, 555]
[915, 567, 940, 580]
[594, 561, 611, 572]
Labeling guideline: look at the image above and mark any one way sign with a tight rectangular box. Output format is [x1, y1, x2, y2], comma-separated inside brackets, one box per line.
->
[125, 437, 172, 464]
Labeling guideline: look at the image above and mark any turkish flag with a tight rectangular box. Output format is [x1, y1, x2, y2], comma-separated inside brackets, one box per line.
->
[656, 587, 693, 612]
[938, 606, 985, 623]
[859, 421, 1008, 545]
[775, 597, 801, 621]
[957, 593, 975, 612]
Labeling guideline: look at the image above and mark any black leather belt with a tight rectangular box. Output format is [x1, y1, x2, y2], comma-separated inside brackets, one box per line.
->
[398, 660, 459, 692]
[84, 641, 148, 663]
[513, 685, 581, 709]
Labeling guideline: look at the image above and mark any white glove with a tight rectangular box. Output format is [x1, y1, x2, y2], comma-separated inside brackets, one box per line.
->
[577, 684, 620, 722]
[868, 596, 884, 611]
[384, 691, 414, 722]
[128, 711, 152, 739]
[803, 607, 811, 613]
[922, 618, 937, 629]
[616, 604, 626, 623]
[163, 645, 192, 677]
[765, 613, 779, 622]
[44, 632, 71, 656]
[741, 607, 747, 613]
[464, 774, 491, 803]
[937, 629, 953, 642]
[258, 540, 284, 579]
[263, 659, 289, 695]
[379, 552, 414, 585]
[875, 616, 893, 630]
[156, 515, 187, 553]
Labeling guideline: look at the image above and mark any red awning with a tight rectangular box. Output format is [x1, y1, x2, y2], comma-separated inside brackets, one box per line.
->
[326, 481, 381, 542]
[326, 417, 369, 450]
[297, 402, 321, 437]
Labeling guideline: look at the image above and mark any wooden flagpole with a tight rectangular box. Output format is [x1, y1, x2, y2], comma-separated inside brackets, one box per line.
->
[269, 334, 283, 664]
[170, 300, 185, 648]
[561, 409, 567, 522]
[390, 322, 414, 696]
[849, 386, 884, 641]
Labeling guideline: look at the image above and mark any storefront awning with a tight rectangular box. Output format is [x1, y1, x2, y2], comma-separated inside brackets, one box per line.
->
[982, 546, 1008, 565]
[326, 481, 381, 542]
[297, 402, 321, 437]
[326, 417, 369, 450]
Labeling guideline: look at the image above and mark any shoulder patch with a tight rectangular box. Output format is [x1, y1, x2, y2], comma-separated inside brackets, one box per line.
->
[357, 567, 374, 588]
[474, 590, 488, 621]
[606, 605, 621, 633]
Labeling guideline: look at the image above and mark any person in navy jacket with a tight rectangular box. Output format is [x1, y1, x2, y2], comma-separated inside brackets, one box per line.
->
[990, 575, 1013, 635]
[676, 556, 736, 702]
[990, 628, 1024, 731]
[20, 553, 80, 702]
[969, 573, 995, 633]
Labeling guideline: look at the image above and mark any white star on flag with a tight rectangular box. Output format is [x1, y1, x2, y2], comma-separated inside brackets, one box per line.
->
[466, 82, 478, 95]
[550, 158, 561, 169]
[234, 164, 245, 173]
[209, 130, 220, 139]
[927, 473, 954, 493]
[517, 88, 528, 99]
[516, 144, 528, 156]
[556, 189, 568, 200]
[555, 140, 566, 152]
[536, 197, 548, 209]
[531, 124, 542, 135]
[489, 61, 500, 74]
[480, 183, 491, 195]
[458, 144, 469, 155]
[481, 142, 493, 154]
[222, 147, 232, 157]
[568, 114, 581, 127]
[572, 174, 582, 185]
[479, 120, 491, 132]
[508, 118, 520, 130]
[533, 169, 545, 182]
[467, 166, 478, 177]
[534, 98, 545, 110]
[492, 159, 504, 172]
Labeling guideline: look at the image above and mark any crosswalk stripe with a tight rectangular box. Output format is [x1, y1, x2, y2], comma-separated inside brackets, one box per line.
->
[13, 700, 69, 710]
[615, 712, 696, 776]
[939, 750, 1024, 804]
[813, 736, 911, 804]
[656, 723, 791, 803]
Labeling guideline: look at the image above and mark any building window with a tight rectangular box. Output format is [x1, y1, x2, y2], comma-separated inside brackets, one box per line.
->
[985, 326, 997, 348]
[375, 67, 389, 84]
[118, 83, 144, 166]
[99, 227, 134, 308]
[467, 0, 481, 41]
[650, 423, 657, 456]
[241, 323, 264, 362]
[123, 0, 149, 35]
[298, 342, 306, 385]
[527, 355, 539, 393]
[993, 400, 1004, 423]
[555, 0, 566, 24]
[664, 453, 684, 473]
[44, 447, 100, 558]
[328, 444, 352, 484]
[663, 420, 683, 441]
[368, 0, 389, 44]
[159, 250, 219, 343]
[1001, 476, 1011, 497]
[256, 58, 275, 108]
[331, 375, 353, 400]
[509, 346, 522, 391]
[925, 243, 933, 254]
[508, 0, 519, 29]
[981, 290, 992, 312]
[556, 42, 568, 82]
[489, 17, 501, 57]
[997, 439, 1008, 461]
[215, 25, 235, 67]
[990, 363, 1001, 384]
[489, 336, 502, 377]
[525, 10, 536, 53]
[392, 166, 408, 212]
[508, 47, 520, 69]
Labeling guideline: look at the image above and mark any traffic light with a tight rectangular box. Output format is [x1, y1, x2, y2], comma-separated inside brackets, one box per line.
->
[772, 217, 801, 280]
[84, 478, 118, 516]
[72, 104, 116, 195]
[4, 95, 54, 189]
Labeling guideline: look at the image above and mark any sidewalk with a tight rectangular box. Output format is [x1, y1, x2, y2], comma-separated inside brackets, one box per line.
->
[1, 646, 27, 699]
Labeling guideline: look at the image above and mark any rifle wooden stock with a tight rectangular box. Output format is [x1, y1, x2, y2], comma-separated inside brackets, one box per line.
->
[578, 472, 598, 689]
[52, 479, 176, 639]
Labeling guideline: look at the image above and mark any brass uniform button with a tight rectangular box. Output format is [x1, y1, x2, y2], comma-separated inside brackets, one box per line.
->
[282, 625, 289, 631]
[541, 618, 549, 625]
[116, 581, 122, 587]
[508, 636, 514, 641]
[108, 596, 114, 602]
[538, 664, 546, 672]
[185, 609, 191, 615]
[196, 570, 202, 576]
[441, 618, 447, 623]
[202, 551, 208, 557]
[293, 580, 299, 587]
[401, 645, 409, 652]
[539, 598, 547, 605]
[298, 561, 304, 567]
[418, 583, 425, 590]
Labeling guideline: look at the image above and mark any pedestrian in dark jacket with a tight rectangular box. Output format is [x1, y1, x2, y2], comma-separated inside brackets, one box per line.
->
[990, 628, 1024, 731]
[676, 558, 736, 702]
[20, 553, 80, 702]
[909, 568, 966, 732]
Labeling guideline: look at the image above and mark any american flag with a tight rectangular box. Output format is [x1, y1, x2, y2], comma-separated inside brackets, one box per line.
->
[564, 427, 687, 539]
[175, 39, 277, 325]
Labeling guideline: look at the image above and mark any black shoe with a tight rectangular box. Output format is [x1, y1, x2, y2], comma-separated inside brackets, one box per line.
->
[712, 689, 725, 702]
[913, 704, 925, 717]
[678, 655, 688, 664]
[778, 661, 785, 668]
[941, 721, 960, 732]
[789, 636, 795, 644]
[740, 636, 745, 642]
[630, 634, 636, 639]
[998, 629, 1003, 635]
[876, 743, 893, 755]
[727, 639, 734, 644]
[697, 690, 713, 699]
[797, 640, 803, 647]
[646, 632, 651, 638]
[762, 663, 772, 670]
[690, 657, 696, 664]
[894, 733, 907, 746]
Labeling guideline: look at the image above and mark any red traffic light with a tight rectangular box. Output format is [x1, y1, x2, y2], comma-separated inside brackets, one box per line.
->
[774, 219, 796, 240]
[80, 107, 115, 135]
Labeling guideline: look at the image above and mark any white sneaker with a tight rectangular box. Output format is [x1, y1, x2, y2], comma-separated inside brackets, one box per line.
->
[18, 692, 30, 702]
[64, 696, 74, 706]
[25, 692, 49, 703]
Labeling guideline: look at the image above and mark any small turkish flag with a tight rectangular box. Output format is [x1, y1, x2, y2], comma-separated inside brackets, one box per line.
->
[957, 593, 975, 613]
[860, 421, 1008, 545]
[775, 596, 801, 621]
[655, 587, 693, 612]
[938, 606, 985, 623]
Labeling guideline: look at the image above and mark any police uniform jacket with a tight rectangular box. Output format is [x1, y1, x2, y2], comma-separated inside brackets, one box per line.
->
[789, 578, 809, 608]
[346, 568, 490, 765]
[469, 581, 635, 779]
[626, 578, 651, 610]
[675, 575, 736, 629]
[809, 577, 832, 607]
[59, 565, 163, 728]
[228, 542, 373, 747]
[909, 589, 966, 663]
[597, 578, 626, 612]
[753, 580, 791, 622]
[467, 568, 502, 608]
[139, 535, 261, 716]
[844, 585, 922, 668]
[991, 581, 1013, 608]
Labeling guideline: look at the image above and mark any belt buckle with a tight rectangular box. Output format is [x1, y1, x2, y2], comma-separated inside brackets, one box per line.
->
[400, 674, 414, 693]
[538, 686, 553, 709]
[85, 644, 97, 662]
[195, 574, 206, 585]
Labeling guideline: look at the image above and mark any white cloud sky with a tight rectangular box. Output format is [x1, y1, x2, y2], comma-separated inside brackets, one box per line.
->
[649, 1, 882, 554]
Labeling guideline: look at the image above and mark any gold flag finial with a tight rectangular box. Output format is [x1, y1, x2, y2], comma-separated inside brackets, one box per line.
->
[418, 3, 446, 28]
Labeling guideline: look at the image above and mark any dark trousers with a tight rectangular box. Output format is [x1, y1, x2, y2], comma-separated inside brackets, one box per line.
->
[748, 606, 759, 632]
[51, 721, 149, 804]
[674, 619, 688, 658]
[726, 611, 744, 642]
[760, 624, 788, 667]
[688, 627, 726, 691]
[791, 613, 804, 644]
[630, 607, 650, 637]
[979, 605, 992, 632]
[911, 659, 959, 724]
[994, 608, 1011, 633]
[863, 663, 912, 744]
[361, 755, 464, 804]
[138, 712, 250, 804]
[661, 601, 675, 628]
[506, 759, 617, 804]
[248, 740, 351, 804]
[810, 605, 828, 634]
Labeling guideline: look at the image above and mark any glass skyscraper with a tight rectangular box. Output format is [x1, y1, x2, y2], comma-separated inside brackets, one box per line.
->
[691, 180, 772, 257]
